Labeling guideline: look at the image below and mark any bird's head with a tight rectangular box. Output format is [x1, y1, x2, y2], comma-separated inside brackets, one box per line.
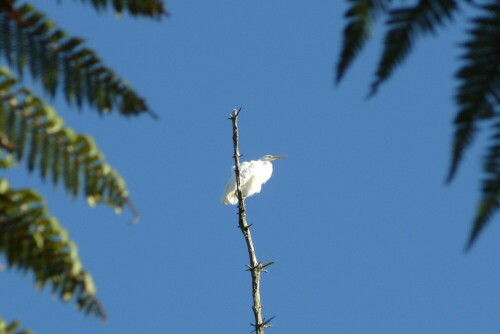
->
[260, 155, 287, 161]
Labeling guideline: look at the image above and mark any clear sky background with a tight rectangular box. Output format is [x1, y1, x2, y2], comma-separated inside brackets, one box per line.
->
[2, 1, 500, 333]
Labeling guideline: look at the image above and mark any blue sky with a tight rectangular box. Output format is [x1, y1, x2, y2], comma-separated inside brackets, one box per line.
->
[2, 1, 500, 333]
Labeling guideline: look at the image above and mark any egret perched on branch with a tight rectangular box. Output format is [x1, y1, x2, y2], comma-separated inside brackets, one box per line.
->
[221, 155, 287, 205]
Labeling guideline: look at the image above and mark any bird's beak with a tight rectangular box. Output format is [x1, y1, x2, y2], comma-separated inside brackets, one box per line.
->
[272, 155, 287, 160]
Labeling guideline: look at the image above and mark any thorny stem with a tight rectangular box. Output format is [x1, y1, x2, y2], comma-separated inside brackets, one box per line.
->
[228, 108, 274, 333]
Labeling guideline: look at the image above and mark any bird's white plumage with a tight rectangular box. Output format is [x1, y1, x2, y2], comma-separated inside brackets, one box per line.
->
[221, 155, 286, 205]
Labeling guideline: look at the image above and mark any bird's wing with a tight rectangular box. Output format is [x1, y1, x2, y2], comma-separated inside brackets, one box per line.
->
[221, 162, 252, 204]
[221, 161, 267, 204]
[239, 161, 255, 185]
[221, 171, 237, 204]
[240, 161, 268, 197]
[253, 161, 273, 185]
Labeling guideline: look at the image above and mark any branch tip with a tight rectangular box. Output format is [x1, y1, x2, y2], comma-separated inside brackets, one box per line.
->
[229, 107, 242, 119]
[261, 261, 275, 269]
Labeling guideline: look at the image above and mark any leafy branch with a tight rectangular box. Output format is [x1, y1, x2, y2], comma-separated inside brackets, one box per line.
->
[455, 3, 500, 249]
[336, 0, 500, 248]
[0, 0, 163, 330]
[371, 0, 458, 95]
[0, 67, 130, 211]
[0, 0, 154, 116]
[62, 0, 169, 18]
[336, 0, 389, 83]
[0, 317, 31, 334]
[0, 178, 107, 321]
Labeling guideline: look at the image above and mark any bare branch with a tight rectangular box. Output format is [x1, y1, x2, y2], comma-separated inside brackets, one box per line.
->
[228, 108, 272, 334]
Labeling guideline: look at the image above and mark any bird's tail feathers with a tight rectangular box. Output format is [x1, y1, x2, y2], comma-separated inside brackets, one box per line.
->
[221, 193, 238, 205]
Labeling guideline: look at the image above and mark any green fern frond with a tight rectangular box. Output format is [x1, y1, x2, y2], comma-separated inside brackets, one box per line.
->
[466, 133, 500, 250]
[0, 179, 107, 321]
[448, 3, 500, 183]
[0, 1, 153, 117]
[370, 0, 458, 95]
[452, 3, 500, 250]
[0, 317, 31, 334]
[336, 0, 389, 84]
[0, 67, 130, 211]
[65, 0, 168, 18]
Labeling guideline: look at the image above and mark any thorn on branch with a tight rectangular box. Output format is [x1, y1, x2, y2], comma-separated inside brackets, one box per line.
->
[261, 261, 275, 269]
[263, 316, 276, 326]
[251, 316, 276, 332]
[239, 223, 253, 232]
[245, 261, 275, 272]
[245, 264, 253, 271]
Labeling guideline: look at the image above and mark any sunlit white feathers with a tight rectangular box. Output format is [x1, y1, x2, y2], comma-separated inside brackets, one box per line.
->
[221, 155, 286, 205]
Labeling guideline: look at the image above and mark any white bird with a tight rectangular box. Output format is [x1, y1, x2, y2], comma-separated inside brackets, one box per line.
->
[221, 155, 287, 205]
